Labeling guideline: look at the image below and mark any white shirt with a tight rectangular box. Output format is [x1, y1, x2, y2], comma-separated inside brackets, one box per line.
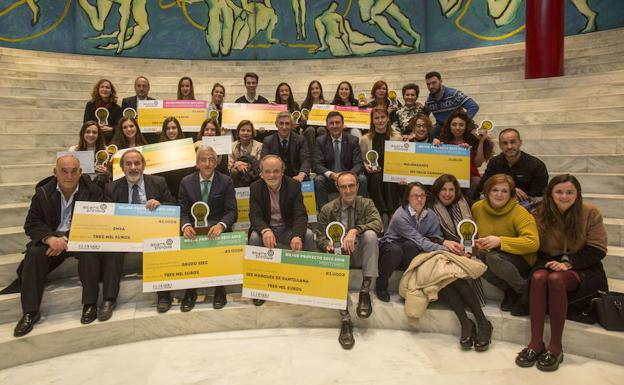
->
[56, 184, 79, 233]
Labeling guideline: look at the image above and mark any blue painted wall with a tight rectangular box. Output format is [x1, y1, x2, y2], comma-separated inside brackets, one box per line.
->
[0, 0, 622, 60]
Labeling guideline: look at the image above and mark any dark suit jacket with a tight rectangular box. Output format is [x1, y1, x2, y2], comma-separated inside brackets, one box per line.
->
[83, 101, 122, 143]
[234, 95, 269, 104]
[104, 174, 175, 205]
[178, 171, 237, 230]
[314, 132, 363, 175]
[121, 95, 155, 111]
[261, 132, 310, 177]
[249, 176, 308, 240]
[24, 175, 103, 248]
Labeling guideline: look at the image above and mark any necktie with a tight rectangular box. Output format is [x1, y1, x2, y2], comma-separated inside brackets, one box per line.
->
[347, 206, 354, 230]
[281, 139, 288, 151]
[201, 180, 211, 203]
[131, 184, 140, 204]
[333, 139, 342, 172]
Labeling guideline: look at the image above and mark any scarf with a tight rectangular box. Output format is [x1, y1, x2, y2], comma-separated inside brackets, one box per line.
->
[432, 198, 473, 243]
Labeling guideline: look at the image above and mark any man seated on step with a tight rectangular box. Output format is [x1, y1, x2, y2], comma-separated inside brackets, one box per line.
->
[235, 72, 271, 141]
[260, 111, 311, 183]
[121, 76, 156, 143]
[474, 128, 548, 211]
[313, 111, 367, 212]
[315, 171, 383, 350]
[13, 155, 104, 337]
[248, 155, 316, 306]
[104, 149, 176, 315]
[424, 71, 479, 139]
[175, 145, 237, 313]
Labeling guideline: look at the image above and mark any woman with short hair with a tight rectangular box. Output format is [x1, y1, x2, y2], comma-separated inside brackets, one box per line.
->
[228, 120, 262, 187]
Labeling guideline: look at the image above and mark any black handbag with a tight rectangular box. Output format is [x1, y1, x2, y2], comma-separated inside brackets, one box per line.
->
[591, 291, 624, 331]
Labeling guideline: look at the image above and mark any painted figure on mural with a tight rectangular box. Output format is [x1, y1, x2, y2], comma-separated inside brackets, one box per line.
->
[291, 0, 307, 40]
[25, 0, 39, 26]
[314, 1, 414, 57]
[357, 0, 421, 49]
[77, 0, 150, 54]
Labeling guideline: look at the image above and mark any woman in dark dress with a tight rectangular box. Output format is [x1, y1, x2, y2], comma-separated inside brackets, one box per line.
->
[83, 79, 122, 143]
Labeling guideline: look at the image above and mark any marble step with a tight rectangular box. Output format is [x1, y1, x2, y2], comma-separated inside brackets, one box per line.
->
[584, 193, 624, 219]
[506, 137, 624, 156]
[0, 163, 53, 183]
[480, 107, 624, 125]
[0, 182, 35, 204]
[510, 122, 624, 140]
[606, 218, 624, 247]
[0, 227, 27, 256]
[0, 133, 75, 149]
[558, 173, 624, 195]
[0, 119, 82, 134]
[0, 203, 29, 228]
[1, 287, 623, 370]
[0, 148, 65, 165]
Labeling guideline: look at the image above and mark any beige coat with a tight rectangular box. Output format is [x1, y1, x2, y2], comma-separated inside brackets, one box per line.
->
[399, 250, 487, 319]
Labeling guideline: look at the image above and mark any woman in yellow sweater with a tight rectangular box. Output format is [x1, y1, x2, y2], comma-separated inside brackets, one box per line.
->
[472, 174, 539, 316]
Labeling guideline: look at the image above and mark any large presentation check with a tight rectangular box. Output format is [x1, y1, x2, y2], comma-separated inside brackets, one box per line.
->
[383, 141, 471, 187]
[137, 100, 208, 132]
[243, 246, 349, 309]
[231, 181, 317, 231]
[111, 138, 196, 180]
[221, 103, 286, 130]
[142, 232, 246, 292]
[67, 202, 180, 252]
[306, 104, 371, 130]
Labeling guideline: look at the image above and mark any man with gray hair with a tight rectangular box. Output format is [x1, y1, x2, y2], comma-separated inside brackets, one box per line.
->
[260, 111, 310, 182]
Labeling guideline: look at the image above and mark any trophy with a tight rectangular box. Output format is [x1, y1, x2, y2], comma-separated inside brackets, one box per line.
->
[326, 221, 346, 255]
[95, 150, 109, 166]
[365, 150, 380, 171]
[357, 92, 367, 107]
[106, 144, 118, 157]
[209, 109, 220, 120]
[388, 90, 398, 107]
[95, 107, 109, 126]
[300, 108, 310, 121]
[457, 219, 478, 254]
[291, 110, 302, 124]
[191, 201, 210, 235]
[477, 119, 494, 136]
[122, 108, 137, 119]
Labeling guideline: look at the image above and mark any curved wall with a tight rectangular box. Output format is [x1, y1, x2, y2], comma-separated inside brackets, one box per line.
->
[0, 1, 623, 60]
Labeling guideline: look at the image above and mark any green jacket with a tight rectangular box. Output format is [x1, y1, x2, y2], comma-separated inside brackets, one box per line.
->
[315, 196, 383, 251]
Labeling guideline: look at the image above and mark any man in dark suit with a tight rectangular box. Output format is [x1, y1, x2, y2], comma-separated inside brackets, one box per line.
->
[13, 155, 104, 337]
[176, 144, 237, 312]
[260, 111, 310, 182]
[104, 149, 176, 316]
[120, 76, 157, 143]
[234, 72, 269, 104]
[314, 111, 367, 210]
[248, 155, 315, 306]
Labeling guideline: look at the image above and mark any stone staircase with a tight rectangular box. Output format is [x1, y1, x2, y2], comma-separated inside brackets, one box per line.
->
[1, 28, 624, 368]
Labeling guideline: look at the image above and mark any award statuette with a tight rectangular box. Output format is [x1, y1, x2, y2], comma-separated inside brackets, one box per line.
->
[106, 144, 118, 158]
[388, 90, 398, 107]
[357, 92, 367, 107]
[208, 109, 220, 121]
[300, 108, 310, 121]
[457, 219, 478, 254]
[191, 201, 210, 235]
[95, 107, 110, 126]
[478, 119, 494, 136]
[95, 150, 110, 166]
[122, 108, 137, 119]
[326, 221, 346, 255]
[291, 110, 302, 124]
[365, 150, 380, 171]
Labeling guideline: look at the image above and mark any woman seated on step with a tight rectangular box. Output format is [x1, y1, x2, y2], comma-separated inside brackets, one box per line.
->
[83, 78, 122, 144]
[472, 174, 540, 316]
[111, 117, 148, 150]
[516, 174, 608, 372]
[228, 120, 262, 188]
[155, 117, 195, 198]
[69, 121, 111, 187]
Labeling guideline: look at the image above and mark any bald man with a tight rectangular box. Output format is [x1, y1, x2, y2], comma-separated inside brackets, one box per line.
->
[14, 156, 104, 337]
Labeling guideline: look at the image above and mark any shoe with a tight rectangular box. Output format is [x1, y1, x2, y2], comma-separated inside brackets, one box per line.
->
[156, 293, 172, 313]
[356, 291, 372, 318]
[0, 278, 21, 295]
[460, 320, 476, 350]
[511, 299, 529, 316]
[375, 287, 390, 302]
[213, 286, 227, 310]
[80, 304, 98, 324]
[253, 299, 265, 306]
[181, 289, 197, 312]
[536, 350, 564, 372]
[14, 312, 40, 337]
[474, 321, 493, 352]
[338, 320, 355, 350]
[98, 299, 116, 322]
[501, 289, 518, 312]
[515, 342, 545, 368]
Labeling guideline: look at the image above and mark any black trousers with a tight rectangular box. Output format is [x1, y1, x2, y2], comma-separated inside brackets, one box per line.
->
[78, 252, 124, 305]
[367, 172, 401, 215]
[19, 244, 69, 314]
[377, 240, 422, 291]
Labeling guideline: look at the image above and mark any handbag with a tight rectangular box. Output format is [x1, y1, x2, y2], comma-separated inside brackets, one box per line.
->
[591, 291, 624, 331]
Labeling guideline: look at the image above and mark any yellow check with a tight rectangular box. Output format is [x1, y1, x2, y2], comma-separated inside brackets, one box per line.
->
[138, 100, 208, 132]
[221, 103, 287, 130]
[307, 104, 372, 130]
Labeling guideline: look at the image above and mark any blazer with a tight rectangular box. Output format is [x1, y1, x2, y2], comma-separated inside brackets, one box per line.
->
[314, 132, 363, 175]
[24, 175, 103, 248]
[249, 176, 308, 240]
[104, 174, 175, 205]
[178, 171, 237, 230]
[261, 132, 311, 177]
[120, 95, 155, 111]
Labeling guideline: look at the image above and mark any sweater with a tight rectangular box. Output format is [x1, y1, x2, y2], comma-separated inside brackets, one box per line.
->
[380, 205, 446, 252]
[472, 198, 539, 265]
[424, 86, 479, 130]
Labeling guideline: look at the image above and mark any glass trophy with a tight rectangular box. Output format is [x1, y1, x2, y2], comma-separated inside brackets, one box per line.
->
[95, 107, 109, 126]
[191, 201, 210, 235]
[457, 219, 478, 254]
[326, 221, 346, 255]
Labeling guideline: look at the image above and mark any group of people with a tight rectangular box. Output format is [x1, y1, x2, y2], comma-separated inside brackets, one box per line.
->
[2, 71, 610, 373]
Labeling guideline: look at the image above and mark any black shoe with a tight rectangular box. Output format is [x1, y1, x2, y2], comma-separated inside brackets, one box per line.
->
[14, 312, 40, 337]
[515, 343, 545, 368]
[98, 299, 116, 322]
[357, 291, 372, 318]
[474, 321, 493, 352]
[213, 286, 227, 310]
[375, 287, 390, 302]
[338, 320, 355, 350]
[253, 299, 265, 306]
[460, 320, 476, 350]
[0, 278, 21, 295]
[536, 351, 564, 372]
[80, 304, 98, 324]
[156, 293, 172, 313]
[501, 289, 518, 312]
[181, 289, 197, 312]
[511, 299, 529, 316]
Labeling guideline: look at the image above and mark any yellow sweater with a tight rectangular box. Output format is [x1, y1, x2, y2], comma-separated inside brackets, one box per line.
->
[472, 198, 539, 266]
